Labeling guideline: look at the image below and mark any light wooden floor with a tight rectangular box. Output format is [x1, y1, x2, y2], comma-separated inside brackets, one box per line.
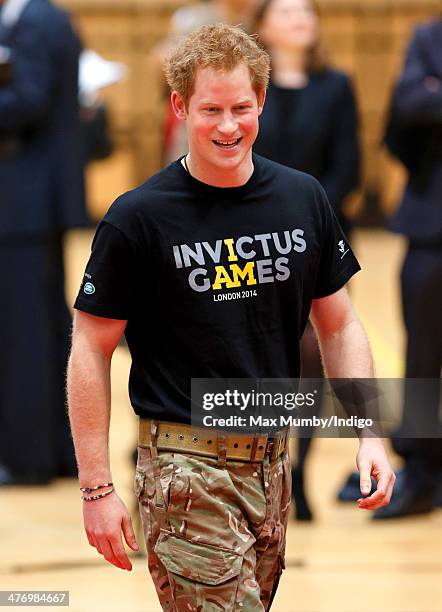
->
[1, 228, 441, 612]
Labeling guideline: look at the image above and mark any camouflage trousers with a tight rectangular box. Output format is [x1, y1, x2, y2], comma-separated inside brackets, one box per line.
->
[134, 443, 291, 611]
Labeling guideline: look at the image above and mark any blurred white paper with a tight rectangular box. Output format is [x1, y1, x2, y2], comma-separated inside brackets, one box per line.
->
[79, 50, 127, 98]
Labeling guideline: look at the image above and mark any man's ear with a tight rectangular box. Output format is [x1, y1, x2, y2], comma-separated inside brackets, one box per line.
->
[170, 91, 187, 120]
[257, 88, 266, 116]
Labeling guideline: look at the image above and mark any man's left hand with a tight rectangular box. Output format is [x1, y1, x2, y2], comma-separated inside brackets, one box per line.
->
[356, 438, 396, 510]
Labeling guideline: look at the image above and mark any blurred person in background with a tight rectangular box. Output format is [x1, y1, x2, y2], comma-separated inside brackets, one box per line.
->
[0, 0, 88, 485]
[375, 17, 442, 519]
[155, 0, 261, 164]
[253, 0, 361, 520]
[167, 0, 260, 37]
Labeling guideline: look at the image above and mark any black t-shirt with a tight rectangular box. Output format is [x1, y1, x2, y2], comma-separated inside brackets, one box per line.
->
[74, 154, 360, 422]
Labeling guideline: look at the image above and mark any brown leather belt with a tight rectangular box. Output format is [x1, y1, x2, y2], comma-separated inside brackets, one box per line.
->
[139, 419, 288, 462]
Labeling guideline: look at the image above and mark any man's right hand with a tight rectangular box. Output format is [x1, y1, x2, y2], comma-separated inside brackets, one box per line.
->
[83, 492, 139, 570]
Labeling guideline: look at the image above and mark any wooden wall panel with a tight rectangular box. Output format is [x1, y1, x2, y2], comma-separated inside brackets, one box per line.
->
[60, 0, 441, 221]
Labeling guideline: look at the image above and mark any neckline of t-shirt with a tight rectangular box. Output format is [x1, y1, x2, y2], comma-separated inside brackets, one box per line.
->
[176, 154, 260, 195]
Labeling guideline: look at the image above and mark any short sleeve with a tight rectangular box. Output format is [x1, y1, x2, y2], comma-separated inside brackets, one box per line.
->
[313, 186, 361, 298]
[74, 222, 139, 320]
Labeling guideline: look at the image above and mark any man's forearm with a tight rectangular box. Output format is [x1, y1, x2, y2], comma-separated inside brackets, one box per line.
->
[317, 318, 374, 378]
[316, 318, 381, 437]
[67, 345, 113, 487]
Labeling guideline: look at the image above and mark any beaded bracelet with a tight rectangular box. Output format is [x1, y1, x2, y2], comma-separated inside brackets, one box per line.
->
[80, 482, 113, 494]
[81, 487, 114, 502]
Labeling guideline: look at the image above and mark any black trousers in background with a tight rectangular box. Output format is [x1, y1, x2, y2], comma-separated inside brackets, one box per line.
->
[0, 234, 76, 478]
[392, 242, 442, 482]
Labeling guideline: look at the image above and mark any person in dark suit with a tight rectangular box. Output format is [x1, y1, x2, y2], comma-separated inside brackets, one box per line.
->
[253, 0, 360, 238]
[252, 0, 360, 520]
[0, 0, 89, 484]
[374, 18, 442, 519]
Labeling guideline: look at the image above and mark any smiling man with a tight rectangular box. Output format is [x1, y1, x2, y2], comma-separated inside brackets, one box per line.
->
[170, 61, 262, 185]
[68, 23, 394, 611]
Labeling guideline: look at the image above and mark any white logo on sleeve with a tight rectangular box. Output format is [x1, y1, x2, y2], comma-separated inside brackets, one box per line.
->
[84, 282, 95, 295]
[338, 240, 349, 259]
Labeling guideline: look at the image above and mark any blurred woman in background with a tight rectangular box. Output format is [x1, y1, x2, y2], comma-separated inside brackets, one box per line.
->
[253, 0, 361, 519]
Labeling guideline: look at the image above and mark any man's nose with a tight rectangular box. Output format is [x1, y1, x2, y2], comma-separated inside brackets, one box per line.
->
[217, 113, 237, 134]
